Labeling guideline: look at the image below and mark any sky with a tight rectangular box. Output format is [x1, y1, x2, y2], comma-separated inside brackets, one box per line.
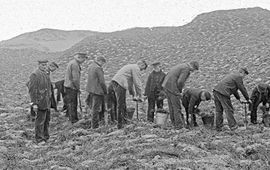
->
[1, 0, 270, 41]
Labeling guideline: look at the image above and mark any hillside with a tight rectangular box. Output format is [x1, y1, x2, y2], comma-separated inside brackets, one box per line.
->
[0, 7, 270, 169]
[0, 29, 98, 52]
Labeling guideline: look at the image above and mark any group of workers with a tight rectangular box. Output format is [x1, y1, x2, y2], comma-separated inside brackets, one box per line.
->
[27, 52, 270, 144]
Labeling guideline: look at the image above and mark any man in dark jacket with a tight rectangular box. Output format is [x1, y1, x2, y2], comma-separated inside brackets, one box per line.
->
[213, 68, 250, 131]
[249, 83, 270, 124]
[182, 88, 211, 127]
[64, 52, 87, 124]
[28, 60, 52, 144]
[144, 61, 166, 122]
[86, 56, 107, 129]
[162, 61, 199, 129]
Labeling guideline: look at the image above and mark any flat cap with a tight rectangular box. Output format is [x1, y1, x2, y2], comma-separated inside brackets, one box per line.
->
[38, 60, 49, 64]
[50, 62, 59, 68]
[151, 61, 161, 66]
[74, 52, 88, 58]
[95, 56, 107, 63]
[190, 61, 199, 70]
[240, 67, 249, 75]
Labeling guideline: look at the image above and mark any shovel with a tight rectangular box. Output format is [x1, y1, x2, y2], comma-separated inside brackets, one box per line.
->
[132, 98, 143, 120]
[241, 101, 249, 129]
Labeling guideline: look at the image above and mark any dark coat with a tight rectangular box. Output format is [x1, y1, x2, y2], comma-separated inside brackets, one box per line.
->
[182, 88, 203, 115]
[86, 61, 107, 95]
[162, 63, 192, 94]
[144, 70, 166, 97]
[214, 72, 249, 100]
[27, 69, 52, 110]
[250, 83, 270, 109]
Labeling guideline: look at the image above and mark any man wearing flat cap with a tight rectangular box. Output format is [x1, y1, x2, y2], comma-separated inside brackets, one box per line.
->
[86, 55, 107, 128]
[108, 60, 148, 129]
[64, 52, 87, 124]
[27, 59, 52, 144]
[144, 61, 166, 122]
[213, 67, 251, 131]
[162, 61, 199, 129]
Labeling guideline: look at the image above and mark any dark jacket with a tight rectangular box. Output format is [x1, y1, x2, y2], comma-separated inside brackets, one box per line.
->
[86, 61, 107, 95]
[182, 88, 203, 115]
[55, 80, 65, 101]
[214, 72, 249, 100]
[144, 70, 166, 97]
[162, 63, 192, 94]
[27, 68, 52, 110]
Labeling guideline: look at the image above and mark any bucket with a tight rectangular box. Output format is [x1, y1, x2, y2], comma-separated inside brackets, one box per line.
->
[126, 107, 135, 120]
[202, 114, 214, 128]
[263, 114, 270, 127]
[156, 112, 168, 125]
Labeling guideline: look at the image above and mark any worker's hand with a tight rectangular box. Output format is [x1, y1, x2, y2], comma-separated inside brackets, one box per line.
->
[32, 104, 38, 112]
[266, 103, 269, 108]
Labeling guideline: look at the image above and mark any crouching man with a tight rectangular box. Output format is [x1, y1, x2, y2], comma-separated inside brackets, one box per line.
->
[249, 83, 270, 124]
[182, 88, 211, 127]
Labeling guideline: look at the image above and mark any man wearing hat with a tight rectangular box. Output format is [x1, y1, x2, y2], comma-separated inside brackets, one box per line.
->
[64, 52, 87, 124]
[213, 67, 251, 131]
[182, 88, 211, 127]
[86, 55, 107, 129]
[249, 83, 270, 124]
[144, 61, 166, 122]
[27, 59, 52, 144]
[162, 61, 199, 129]
[108, 60, 148, 129]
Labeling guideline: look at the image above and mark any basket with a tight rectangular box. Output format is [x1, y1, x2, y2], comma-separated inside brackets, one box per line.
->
[202, 114, 214, 128]
[126, 107, 135, 120]
[156, 110, 168, 125]
[263, 114, 270, 127]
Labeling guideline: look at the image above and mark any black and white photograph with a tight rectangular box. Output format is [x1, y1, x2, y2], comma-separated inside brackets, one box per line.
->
[0, 0, 270, 169]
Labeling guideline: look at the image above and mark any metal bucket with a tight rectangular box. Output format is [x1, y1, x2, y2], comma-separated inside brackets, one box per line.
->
[126, 107, 135, 120]
[156, 112, 168, 125]
[202, 114, 214, 128]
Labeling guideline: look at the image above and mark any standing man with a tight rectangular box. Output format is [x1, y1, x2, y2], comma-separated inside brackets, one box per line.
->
[109, 60, 148, 129]
[249, 83, 270, 124]
[162, 61, 199, 129]
[28, 60, 52, 144]
[86, 56, 107, 129]
[144, 61, 166, 122]
[182, 88, 211, 127]
[213, 68, 250, 131]
[47, 62, 59, 112]
[64, 52, 87, 124]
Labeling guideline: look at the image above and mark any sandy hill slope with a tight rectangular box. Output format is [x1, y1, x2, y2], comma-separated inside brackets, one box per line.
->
[0, 7, 270, 169]
[61, 7, 270, 93]
[0, 28, 98, 52]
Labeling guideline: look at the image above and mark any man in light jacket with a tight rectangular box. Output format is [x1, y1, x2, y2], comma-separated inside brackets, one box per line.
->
[64, 52, 87, 124]
[162, 61, 199, 129]
[86, 56, 107, 129]
[109, 60, 148, 129]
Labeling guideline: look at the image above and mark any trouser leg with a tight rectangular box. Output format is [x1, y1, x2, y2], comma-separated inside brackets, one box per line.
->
[44, 110, 50, 141]
[213, 91, 224, 130]
[65, 87, 78, 123]
[35, 109, 47, 143]
[91, 94, 103, 129]
[147, 97, 155, 122]
[112, 81, 126, 129]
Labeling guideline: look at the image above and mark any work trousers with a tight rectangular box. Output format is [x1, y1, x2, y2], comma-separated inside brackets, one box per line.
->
[65, 87, 78, 123]
[35, 109, 50, 143]
[213, 90, 237, 130]
[164, 89, 185, 129]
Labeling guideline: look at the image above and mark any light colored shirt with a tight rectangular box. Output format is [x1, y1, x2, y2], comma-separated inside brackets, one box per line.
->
[112, 64, 143, 97]
[64, 59, 81, 90]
